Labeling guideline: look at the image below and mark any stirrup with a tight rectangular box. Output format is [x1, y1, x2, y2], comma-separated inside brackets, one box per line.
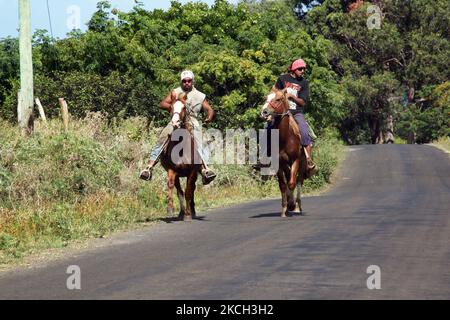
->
[306, 159, 316, 178]
[139, 167, 153, 181]
[201, 169, 216, 185]
[307, 159, 316, 171]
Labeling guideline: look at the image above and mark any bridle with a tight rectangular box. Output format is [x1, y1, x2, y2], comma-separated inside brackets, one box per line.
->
[264, 94, 290, 118]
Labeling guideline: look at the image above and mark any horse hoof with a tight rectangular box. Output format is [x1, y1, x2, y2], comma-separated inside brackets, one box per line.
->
[167, 207, 174, 216]
[183, 215, 192, 222]
[293, 204, 302, 214]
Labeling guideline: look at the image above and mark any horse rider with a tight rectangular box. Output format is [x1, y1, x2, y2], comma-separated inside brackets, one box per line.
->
[258, 58, 316, 173]
[139, 70, 217, 185]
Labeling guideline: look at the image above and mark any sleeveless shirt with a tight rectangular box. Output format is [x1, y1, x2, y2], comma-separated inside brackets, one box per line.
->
[173, 87, 206, 128]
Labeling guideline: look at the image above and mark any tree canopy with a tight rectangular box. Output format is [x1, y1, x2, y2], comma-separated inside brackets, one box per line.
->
[0, 0, 448, 143]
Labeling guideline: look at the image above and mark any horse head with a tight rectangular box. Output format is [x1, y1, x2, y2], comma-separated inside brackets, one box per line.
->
[171, 93, 187, 128]
[260, 89, 289, 122]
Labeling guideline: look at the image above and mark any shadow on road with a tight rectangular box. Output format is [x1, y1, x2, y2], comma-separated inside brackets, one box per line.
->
[158, 216, 207, 223]
[249, 212, 306, 219]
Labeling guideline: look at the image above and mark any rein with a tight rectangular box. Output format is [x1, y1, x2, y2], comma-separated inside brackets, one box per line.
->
[265, 96, 290, 118]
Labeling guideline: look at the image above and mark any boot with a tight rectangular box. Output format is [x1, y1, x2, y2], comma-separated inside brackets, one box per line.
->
[307, 157, 316, 171]
[304, 145, 315, 170]
[306, 154, 317, 178]
[139, 161, 156, 181]
[201, 167, 216, 185]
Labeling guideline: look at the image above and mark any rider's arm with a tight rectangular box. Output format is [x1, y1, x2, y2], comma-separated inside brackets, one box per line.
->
[202, 99, 214, 123]
[288, 81, 309, 109]
[159, 90, 177, 112]
[287, 94, 306, 107]
[271, 77, 284, 92]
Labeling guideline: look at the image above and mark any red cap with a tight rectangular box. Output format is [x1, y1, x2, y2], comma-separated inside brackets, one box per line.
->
[290, 59, 307, 71]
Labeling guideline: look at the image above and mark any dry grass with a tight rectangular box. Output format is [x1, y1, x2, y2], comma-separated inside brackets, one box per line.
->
[0, 115, 344, 265]
[431, 136, 450, 154]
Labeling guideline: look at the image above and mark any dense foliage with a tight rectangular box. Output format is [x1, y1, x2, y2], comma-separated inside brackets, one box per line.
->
[0, 0, 448, 143]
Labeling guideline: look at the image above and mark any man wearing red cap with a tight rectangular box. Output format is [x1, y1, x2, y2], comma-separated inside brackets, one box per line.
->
[272, 58, 316, 172]
[139, 70, 217, 185]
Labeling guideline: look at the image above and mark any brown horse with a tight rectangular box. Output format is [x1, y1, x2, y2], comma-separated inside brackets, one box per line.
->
[261, 90, 308, 217]
[159, 98, 202, 221]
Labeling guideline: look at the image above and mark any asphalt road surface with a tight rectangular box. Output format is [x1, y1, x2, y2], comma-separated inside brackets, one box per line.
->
[1, 144, 449, 299]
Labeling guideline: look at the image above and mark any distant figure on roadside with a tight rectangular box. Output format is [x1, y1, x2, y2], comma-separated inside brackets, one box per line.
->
[407, 131, 416, 144]
[139, 70, 216, 185]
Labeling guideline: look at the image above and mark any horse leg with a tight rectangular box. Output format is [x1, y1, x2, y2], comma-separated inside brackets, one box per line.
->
[175, 176, 186, 219]
[183, 170, 198, 221]
[288, 158, 300, 191]
[190, 173, 197, 219]
[294, 177, 303, 214]
[294, 153, 306, 214]
[277, 170, 288, 217]
[281, 161, 294, 211]
[287, 185, 295, 212]
[167, 169, 176, 216]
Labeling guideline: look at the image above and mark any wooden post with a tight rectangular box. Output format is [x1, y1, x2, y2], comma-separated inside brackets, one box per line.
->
[35, 98, 47, 125]
[18, 0, 34, 135]
[59, 98, 69, 132]
[17, 90, 23, 123]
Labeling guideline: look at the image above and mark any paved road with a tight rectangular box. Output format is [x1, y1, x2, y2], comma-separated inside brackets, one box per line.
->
[1, 145, 449, 299]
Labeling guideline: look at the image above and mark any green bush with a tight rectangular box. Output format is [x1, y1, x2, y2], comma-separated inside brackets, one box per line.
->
[1, 130, 122, 207]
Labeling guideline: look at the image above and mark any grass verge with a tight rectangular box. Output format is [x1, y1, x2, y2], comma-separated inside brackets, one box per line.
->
[431, 136, 450, 153]
[1, 115, 344, 266]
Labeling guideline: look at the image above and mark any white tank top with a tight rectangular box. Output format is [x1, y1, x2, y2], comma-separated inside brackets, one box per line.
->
[173, 87, 206, 128]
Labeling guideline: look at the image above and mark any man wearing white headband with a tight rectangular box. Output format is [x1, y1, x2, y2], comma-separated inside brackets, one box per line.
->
[140, 70, 216, 185]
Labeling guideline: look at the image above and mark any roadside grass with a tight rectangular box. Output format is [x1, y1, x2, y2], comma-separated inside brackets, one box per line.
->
[0, 115, 344, 265]
[431, 136, 450, 153]
[394, 137, 407, 144]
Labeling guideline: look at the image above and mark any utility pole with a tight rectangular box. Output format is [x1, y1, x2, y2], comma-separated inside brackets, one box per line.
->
[18, 0, 34, 135]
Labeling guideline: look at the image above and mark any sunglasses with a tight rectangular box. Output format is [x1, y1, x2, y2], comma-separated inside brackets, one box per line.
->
[297, 67, 306, 71]
[182, 79, 192, 83]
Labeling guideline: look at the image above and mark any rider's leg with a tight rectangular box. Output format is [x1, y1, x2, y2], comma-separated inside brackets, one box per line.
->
[293, 113, 315, 171]
[140, 123, 173, 181]
[193, 125, 216, 185]
[304, 144, 315, 168]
